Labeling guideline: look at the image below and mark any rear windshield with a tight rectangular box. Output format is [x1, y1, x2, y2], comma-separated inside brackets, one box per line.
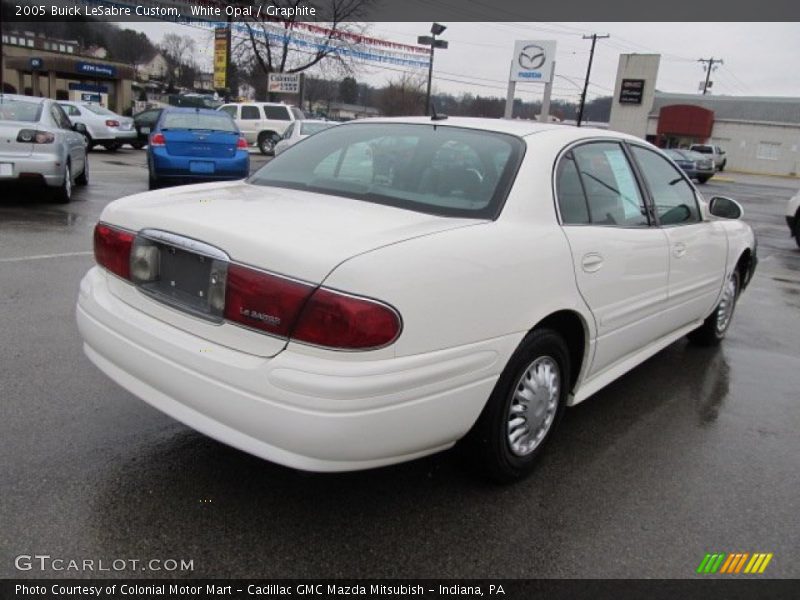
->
[83, 104, 116, 116]
[691, 145, 713, 154]
[0, 99, 43, 122]
[300, 122, 334, 135]
[248, 123, 524, 219]
[162, 112, 237, 132]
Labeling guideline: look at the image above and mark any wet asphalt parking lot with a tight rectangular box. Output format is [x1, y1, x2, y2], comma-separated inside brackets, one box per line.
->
[1, 148, 798, 579]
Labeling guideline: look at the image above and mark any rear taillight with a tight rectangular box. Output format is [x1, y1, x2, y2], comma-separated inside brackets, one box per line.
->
[236, 136, 248, 149]
[94, 223, 134, 280]
[17, 129, 54, 144]
[224, 264, 315, 338]
[223, 264, 401, 349]
[293, 289, 401, 350]
[149, 133, 166, 147]
[105, 119, 120, 127]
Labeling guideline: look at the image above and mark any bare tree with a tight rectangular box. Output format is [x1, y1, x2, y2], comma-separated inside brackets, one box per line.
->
[231, 0, 374, 95]
[160, 33, 197, 88]
[376, 73, 426, 116]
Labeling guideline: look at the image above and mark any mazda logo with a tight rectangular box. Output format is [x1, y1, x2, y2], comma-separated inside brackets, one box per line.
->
[518, 44, 547, 70]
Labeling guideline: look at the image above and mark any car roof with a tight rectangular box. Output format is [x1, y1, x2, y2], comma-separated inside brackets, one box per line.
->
[339, 116, 638, 144]
[0, 94, 47, 104]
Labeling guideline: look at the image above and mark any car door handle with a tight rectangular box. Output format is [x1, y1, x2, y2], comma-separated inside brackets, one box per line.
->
[673, 242, 687, 258]
[581, 252, 604, 273]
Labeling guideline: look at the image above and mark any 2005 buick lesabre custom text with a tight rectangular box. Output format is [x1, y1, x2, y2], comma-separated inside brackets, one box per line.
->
[76, 118, 757, 481]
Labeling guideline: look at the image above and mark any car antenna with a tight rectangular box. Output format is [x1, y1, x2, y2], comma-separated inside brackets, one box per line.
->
[430, 101, 448, 121]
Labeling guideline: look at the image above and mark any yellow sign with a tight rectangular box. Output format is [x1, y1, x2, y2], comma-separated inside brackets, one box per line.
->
[213, 27, 229, 90]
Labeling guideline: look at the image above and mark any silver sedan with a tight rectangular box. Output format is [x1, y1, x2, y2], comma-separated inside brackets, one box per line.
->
[0, 94, 88, 203]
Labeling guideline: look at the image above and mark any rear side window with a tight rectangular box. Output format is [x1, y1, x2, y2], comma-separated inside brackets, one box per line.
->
[241, 105, 260, 120]
[556, 153, 589, 224]
[50, 104, 72, 130]
[692, 145, 713, 154]
[263, 106, 290, 120]
[558, 142, 648, 227]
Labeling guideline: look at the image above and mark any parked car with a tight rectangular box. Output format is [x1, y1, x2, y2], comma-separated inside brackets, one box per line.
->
[130, 107, 164, 149]
[274, 119, 337, 155]
[690, 143, 727, 171]
[77, 118, 757, 482]
[58, 101, 136, 151]
[0, 94, 88, 202]
[218, 102, 304, 155]
[146, 107, 249, 190]
[786, 189, 800, 248]
[663, 149, 715, 183]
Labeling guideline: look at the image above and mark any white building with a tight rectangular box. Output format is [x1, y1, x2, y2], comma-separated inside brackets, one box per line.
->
[609, 53, 800, 177]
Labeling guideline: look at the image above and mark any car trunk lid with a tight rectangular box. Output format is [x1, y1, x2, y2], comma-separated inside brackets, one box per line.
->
[162, 129, 238, 158]
[101, 180, 477, 356]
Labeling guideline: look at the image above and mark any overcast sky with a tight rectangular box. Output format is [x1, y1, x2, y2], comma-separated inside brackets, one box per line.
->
[127, 21, 800, 102]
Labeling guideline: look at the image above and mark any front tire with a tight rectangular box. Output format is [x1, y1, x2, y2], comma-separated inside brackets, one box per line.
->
[131, 141, 145, 150]
[697, 175, 710, 184]
[688, 271, 740, 346]
[468, 328, 570, 483]
[719, 160, 726, 172]
[104, 142, 120, 152]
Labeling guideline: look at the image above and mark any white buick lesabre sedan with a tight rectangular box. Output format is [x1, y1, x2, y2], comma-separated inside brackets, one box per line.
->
[76, 118, 757, 481]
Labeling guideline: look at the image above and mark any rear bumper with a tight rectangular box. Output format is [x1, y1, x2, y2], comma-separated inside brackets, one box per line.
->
[76, 267, 514, 471]
[0, 151, 65, 186]
[150, 148, 249, 180]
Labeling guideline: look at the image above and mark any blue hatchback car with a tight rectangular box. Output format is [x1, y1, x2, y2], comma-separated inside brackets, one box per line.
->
[147, 108, 249, 190]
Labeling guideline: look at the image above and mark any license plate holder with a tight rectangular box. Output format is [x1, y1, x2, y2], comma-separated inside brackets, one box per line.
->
[189, 161, 215, 174]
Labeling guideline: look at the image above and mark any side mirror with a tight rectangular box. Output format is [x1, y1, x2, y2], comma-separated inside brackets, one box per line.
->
[73, 123, 87, 133]
[709, 196, 743, 220]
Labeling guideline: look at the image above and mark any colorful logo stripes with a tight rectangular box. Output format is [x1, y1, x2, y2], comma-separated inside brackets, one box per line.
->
[697, 552, 773, 574]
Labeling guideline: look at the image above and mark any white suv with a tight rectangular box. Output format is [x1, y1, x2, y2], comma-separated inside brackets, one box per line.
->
[218, 102, 304, 155]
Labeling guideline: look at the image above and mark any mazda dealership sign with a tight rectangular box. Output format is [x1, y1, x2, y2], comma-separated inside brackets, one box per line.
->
[510, 40, 556, 83]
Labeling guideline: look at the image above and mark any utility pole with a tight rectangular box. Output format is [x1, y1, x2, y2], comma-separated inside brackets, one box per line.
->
[576, 33, 609, 127]
[698, 57, 723, 95]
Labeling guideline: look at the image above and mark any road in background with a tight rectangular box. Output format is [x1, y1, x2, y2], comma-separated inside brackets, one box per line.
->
[1, 150, 798, 578]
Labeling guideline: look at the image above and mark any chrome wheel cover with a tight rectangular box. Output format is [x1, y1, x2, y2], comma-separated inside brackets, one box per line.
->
[716, 273, 738, 334]
[64, 165, 71, 198]
[507, 356, 560, 457]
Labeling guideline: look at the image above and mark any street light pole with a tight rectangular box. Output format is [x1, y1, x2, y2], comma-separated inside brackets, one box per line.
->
[418, 23, 448, 116]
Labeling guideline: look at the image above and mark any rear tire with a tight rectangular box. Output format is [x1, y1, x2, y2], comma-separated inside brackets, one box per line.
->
[257, 132, 276, 155]
[53, 161, 73, 204]
[467, 328, 570, 483]
[688, 271, 740, 346]
[148, 171, 160, 190]
[75, 156, 88, 186]
[719, 160, 726, 172]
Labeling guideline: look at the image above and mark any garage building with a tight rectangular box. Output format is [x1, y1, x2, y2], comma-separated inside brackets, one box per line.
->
[609, 54, 800, 177]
